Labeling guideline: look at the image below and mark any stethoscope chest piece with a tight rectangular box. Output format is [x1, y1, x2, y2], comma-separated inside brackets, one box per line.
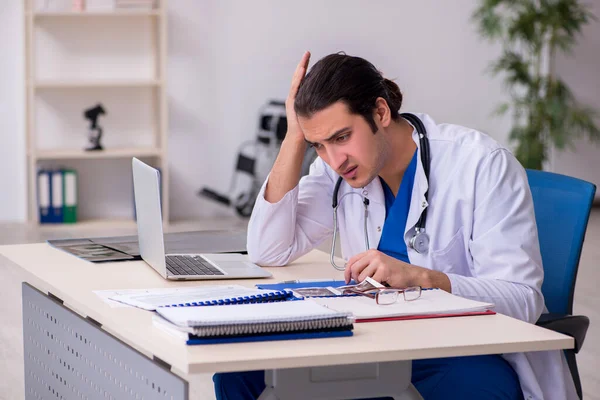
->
[409, 229, 430, 254]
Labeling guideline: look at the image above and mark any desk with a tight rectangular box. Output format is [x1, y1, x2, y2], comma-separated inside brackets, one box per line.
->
[2, 243, 573, 400]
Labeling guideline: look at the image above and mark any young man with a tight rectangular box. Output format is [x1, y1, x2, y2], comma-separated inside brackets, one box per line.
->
[213, 52, 578, 400]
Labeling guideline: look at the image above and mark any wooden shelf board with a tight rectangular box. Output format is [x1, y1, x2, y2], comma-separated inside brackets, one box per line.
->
[33, 80, 161, 89]
[33, 147, 162, 160]
[32, 10, 160, 18]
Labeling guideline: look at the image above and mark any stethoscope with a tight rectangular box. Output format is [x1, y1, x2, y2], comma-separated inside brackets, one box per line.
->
[330, 113, 431, 271]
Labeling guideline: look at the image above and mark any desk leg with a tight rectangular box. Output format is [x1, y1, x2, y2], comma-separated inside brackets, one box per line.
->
[22, 283, 188, 400]
[259, 361, 423, 400]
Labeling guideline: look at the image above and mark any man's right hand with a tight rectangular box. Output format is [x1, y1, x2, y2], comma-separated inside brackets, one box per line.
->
[263, 51, 313, 204]
[285, 51, 311, 143]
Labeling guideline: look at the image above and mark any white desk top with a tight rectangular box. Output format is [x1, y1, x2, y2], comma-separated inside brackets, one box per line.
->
[1, 242, 573, 377]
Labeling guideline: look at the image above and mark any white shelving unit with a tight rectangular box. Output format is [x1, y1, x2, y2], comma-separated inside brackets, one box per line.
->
[31, 10, 161, 18]
[24, 0, 169, 230]
[33, 80, 161, 89]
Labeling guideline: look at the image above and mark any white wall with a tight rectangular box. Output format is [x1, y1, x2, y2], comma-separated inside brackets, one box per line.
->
[0, 0, 513, 222]
[0, 1, 26, 222]
[167, 0, 512, 221]
[550, 1, 600, 197]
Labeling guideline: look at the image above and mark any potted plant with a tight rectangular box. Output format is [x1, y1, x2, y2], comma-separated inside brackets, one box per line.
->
[472, 0, 600, 169]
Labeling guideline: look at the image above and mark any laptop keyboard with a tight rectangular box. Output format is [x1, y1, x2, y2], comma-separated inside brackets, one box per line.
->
[166, 255, 225, 276]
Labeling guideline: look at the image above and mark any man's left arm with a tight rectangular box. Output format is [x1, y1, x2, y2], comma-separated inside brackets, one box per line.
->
[445, 148, 545, 323]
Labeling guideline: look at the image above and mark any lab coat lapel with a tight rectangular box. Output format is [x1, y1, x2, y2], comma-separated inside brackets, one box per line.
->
[405, 119, 429, 238]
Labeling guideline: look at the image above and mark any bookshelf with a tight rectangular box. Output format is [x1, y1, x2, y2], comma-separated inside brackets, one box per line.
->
[24, 0, 169, 229]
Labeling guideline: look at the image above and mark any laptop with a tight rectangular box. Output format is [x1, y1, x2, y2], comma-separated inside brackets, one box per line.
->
[132, 157, 272, 280]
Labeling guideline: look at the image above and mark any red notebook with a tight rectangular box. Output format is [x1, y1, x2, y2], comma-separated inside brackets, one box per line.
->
[312, 289, 496, 323]
[356, 309, 496, 323]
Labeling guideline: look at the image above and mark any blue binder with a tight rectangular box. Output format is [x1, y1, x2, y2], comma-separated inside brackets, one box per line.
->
[49, 169, 64, 223]
[37, 170, 52, 224]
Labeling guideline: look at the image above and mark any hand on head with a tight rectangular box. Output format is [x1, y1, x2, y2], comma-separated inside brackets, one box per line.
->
[285, 51, 311, 142]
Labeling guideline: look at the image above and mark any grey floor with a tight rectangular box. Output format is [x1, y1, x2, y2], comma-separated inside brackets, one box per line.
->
[1, 213, 598, 400]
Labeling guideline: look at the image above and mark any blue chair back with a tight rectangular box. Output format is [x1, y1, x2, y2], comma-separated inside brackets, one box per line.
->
[526, 169, 596, 315]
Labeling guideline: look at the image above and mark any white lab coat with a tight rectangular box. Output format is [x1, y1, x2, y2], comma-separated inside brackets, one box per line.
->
[247, 113, 578, 400]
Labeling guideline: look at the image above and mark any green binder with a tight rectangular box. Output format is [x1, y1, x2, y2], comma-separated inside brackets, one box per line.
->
[62, 169, 78, 223]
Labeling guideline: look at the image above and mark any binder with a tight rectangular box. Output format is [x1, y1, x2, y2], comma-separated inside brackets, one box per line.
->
[37, 170, 51, 224]
[49, 170, 64, 223]
[62, 168, 78, 223]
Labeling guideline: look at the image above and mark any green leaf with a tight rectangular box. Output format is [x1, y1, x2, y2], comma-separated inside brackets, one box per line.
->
[493, 103, 511, 117]
[506, 3, 545, 50]
[472, 0, 506, 39]
[491, 51, 533, 86]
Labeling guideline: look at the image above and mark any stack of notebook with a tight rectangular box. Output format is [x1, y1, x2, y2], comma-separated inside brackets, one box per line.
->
[153, 299, 355, 345]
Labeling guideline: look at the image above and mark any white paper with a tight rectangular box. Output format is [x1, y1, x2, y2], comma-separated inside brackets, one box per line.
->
[94, 288, 168, 308]
[107, 285, 287, 310]
[312, 289, 494, 320]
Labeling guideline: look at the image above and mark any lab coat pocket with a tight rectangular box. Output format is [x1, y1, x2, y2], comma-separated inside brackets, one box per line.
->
[429, 227, 470, 275]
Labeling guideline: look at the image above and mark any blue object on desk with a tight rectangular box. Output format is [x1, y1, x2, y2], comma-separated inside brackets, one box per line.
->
[186, 329, 353, 345]
[256, 280, 350, 291]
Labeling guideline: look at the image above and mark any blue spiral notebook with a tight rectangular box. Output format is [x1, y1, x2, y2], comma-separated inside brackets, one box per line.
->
[109, 285, 295, 311]
[185, 328, 354, 345]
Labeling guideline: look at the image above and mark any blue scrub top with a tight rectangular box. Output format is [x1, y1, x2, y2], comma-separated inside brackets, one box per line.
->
[377, 150, 417, 263]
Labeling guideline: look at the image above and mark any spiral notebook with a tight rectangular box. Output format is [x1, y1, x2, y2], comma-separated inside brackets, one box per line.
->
[155, 299, 354, 344]
[108, 285, 294, 310]
[152, 314, 354, 345]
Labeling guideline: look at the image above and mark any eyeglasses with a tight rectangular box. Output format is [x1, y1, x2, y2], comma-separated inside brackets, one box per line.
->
[342, 286, 422, 305]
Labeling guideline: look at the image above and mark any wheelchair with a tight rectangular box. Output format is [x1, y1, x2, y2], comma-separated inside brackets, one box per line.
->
[199, 100, 317, 217]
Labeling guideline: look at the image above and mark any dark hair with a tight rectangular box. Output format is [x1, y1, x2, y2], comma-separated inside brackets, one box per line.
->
[294, 53, 403, 133]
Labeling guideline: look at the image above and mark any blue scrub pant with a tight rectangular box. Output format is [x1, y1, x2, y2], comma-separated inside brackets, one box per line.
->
[212, 355, 524, 400]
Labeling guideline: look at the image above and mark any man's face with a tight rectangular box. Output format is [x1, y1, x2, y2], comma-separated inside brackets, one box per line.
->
[299, 101, 388, 189]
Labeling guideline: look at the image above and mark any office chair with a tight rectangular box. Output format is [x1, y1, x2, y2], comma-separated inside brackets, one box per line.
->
[526, 169, 595, 399]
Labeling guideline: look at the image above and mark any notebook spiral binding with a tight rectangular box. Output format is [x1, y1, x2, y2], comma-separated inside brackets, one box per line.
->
[163, 290, 294, 308]
[189, 315, 354, 337]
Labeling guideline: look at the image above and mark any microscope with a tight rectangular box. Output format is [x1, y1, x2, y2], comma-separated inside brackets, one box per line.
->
[84, 104, 106, 151]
